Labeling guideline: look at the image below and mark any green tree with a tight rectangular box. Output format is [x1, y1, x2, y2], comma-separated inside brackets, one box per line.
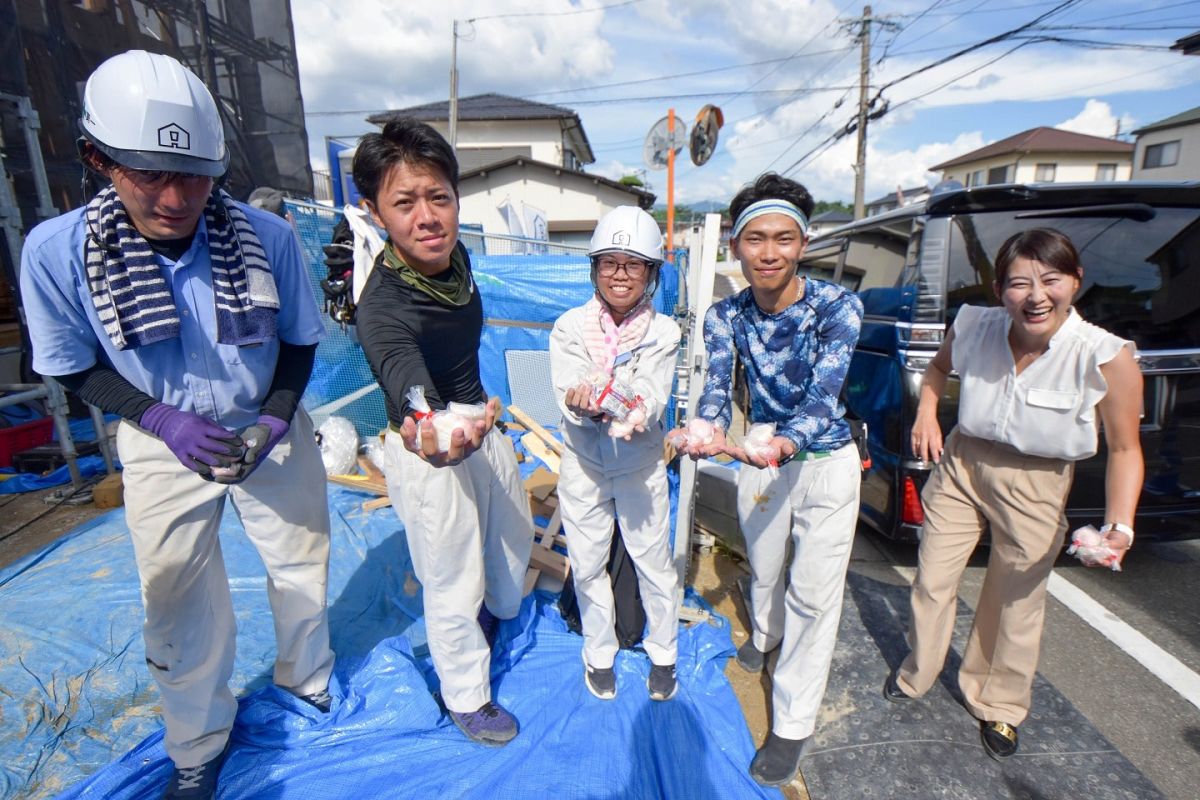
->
[619, 174, 644, 187]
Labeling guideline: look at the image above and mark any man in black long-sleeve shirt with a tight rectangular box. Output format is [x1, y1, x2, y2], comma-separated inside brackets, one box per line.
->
[353, 118, 533, 746]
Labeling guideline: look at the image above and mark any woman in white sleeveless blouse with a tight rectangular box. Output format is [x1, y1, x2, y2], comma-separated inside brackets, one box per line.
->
[882, 228, 1144, 761]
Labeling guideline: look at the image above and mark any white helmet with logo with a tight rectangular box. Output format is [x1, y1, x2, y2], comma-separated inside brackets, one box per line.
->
[80, 50, 228, 177]
[589, 205, 664, 264]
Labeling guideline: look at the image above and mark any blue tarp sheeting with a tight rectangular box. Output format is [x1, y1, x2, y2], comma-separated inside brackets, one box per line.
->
[1, 474, 777, 799]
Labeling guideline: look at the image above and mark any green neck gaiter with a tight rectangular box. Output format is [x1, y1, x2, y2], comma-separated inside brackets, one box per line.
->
[382, 241, 472, 306]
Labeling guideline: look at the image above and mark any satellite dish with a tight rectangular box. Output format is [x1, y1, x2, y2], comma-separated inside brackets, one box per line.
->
[642, 115, 687, 171]
[689, 104, 724, 167]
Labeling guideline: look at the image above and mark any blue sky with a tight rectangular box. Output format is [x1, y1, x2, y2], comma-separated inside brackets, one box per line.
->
[294, 0, 1199, 207]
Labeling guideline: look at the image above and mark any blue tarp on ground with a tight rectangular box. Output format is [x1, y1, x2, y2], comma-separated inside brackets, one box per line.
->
[0, 478, 776, 800]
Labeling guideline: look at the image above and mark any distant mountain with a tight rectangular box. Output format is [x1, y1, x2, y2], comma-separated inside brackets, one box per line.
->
[651, 199, 727, 213]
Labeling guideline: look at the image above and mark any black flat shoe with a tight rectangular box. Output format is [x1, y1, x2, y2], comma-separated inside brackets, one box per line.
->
[749, 733, 807, 786]
[882, 669, 913, 703]
[981, 720, 1019, 760]
[736, 640, 767, 673]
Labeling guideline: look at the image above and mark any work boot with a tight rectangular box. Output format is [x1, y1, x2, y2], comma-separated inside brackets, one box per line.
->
[749, 732, 807, 786]
[736, 640, 767, 673]
[298, 687, 333, 713]
[161, 743, 229, 799]
[647, 663, 678, 701]
[448, 701, 519, 746]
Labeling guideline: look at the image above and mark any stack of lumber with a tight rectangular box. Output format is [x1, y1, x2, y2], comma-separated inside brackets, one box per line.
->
[508, 405, 570, 595]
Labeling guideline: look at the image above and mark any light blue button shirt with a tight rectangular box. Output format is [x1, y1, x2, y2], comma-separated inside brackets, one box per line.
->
[20, 203, 324, 429]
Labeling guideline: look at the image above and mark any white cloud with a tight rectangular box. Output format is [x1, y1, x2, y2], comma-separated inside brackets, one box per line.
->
[1055, 99, 1134, 139]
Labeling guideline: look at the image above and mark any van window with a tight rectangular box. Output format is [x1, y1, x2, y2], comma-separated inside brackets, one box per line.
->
[836, 221, 912, 292]
[941, 207, 1200, 349]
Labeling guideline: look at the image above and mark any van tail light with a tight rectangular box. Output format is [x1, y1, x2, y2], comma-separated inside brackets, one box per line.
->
[901, 477, 925, 525]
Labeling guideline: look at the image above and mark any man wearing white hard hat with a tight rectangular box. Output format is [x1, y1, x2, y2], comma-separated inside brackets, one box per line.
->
[19, 50, 334, 799]
[550, 206, 682, 702]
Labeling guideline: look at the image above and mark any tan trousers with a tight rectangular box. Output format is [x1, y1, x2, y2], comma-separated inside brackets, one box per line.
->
[119, 409, 335, 768]
[897, 430, 1073, 726]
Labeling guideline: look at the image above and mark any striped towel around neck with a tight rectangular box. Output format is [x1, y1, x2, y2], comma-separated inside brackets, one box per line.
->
[84, 186, 280, 350]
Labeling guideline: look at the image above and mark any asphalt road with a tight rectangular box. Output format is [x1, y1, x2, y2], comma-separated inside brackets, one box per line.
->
[859, 529, 1200, 800]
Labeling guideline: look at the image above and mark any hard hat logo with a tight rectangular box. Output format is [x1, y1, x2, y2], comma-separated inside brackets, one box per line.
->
[611, 231, 631, 247]
[157, 124, 191, 151]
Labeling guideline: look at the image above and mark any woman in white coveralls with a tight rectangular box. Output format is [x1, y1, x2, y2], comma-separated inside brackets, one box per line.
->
[550, 206, 682, 702]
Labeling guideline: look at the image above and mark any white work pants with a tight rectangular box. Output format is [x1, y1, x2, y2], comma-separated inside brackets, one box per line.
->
[558, 455, 680, 669]
[737, 443, 861, 740]
[119, 409, 334, 768]
[383, 427, 533, 713]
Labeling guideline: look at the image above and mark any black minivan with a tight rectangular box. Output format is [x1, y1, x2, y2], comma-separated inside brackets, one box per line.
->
[800, 181, 1200, 542]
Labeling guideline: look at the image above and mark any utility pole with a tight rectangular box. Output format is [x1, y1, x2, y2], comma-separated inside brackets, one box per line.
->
[853, 5, 872, 221]
[448, 20, 459, 150]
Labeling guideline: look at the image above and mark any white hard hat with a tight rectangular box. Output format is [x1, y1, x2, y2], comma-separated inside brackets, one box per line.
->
[80, 50, 228, 177]
[589, 206, 664, 264]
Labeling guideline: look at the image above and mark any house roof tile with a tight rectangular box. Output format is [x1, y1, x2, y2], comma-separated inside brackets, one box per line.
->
[929, 127, 1132, 171]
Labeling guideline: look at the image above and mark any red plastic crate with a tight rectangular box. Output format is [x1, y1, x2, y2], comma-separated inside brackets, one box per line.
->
[0, 416, 54, 468]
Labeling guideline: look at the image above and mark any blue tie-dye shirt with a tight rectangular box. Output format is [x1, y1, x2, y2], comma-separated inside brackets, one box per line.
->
[697, 278, 863, 452]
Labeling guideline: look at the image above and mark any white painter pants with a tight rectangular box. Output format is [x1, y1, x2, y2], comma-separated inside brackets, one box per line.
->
[558, 455, 680, 669]
[383, 427, 533, 713]
[737, 443, 861, 740]
[119, 409, 334, 768]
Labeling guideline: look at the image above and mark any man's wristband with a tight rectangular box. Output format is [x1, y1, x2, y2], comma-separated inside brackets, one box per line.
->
[1100, 522, 1135, 546]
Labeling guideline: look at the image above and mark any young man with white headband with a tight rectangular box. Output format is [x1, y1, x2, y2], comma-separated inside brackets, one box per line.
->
[681, 172, 863, 786]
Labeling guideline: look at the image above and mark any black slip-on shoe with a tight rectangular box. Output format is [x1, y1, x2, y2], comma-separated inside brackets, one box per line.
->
[749, 732, 807, 786]
[735, 640, 767, 673]
[981, 720, 1019, 760]
[882, 669, 913, 704]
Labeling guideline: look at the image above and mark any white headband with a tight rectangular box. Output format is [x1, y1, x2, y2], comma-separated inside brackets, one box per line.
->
[731, 199, 809, 239]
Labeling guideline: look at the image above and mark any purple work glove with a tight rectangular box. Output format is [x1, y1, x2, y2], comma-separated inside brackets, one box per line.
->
[212, 415, 290, 484]
[140, 403, 243, 475]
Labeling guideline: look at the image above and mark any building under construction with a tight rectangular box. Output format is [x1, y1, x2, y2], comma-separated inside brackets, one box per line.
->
[0, 0, 313, 378]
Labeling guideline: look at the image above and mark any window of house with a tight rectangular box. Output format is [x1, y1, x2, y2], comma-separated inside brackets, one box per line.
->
[986, 165, 1009, 184]
[971, 170, 984, 187]
[1034, 163, 1057, 182]
[1095, 163, 1117, 181]
[1143, 141, 1181, 169]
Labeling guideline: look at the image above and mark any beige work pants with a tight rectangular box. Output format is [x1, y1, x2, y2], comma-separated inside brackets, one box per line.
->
[558, 455, 680, 670]
[383, 427, 534, 714]
[897, 430, 1073, 726]
[119, 408, 334, 768]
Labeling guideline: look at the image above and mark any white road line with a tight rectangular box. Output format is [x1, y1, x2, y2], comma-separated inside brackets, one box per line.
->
[1047, 571, 1200, 711]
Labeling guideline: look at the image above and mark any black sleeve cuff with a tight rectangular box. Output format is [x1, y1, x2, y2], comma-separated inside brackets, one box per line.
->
[261, 342, 317, 422]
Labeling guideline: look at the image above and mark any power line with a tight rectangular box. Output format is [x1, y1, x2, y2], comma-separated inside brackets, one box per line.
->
[464, 0, 643, 24]
[521, 47, 857, 100]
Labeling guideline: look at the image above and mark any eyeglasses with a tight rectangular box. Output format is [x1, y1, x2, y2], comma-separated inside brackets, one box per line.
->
[596, 257, 649, 277]
[117, 167, 211, 188]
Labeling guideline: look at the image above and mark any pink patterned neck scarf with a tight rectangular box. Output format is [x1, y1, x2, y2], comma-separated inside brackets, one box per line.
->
[582, 294, 653, 373]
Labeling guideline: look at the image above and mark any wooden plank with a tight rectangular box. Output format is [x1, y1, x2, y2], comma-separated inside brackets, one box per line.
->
[507, 405, 563, 455]
[521, 432, 561, 473]
[528, 545, 569, 582]
[362, 496, 392, 512]
[357, 455, 384, 483]
[538, 506, 562, 549]
[523, 566, 540, 596]
[523, 467, 558, 502]
[327, 473, 389, 496]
